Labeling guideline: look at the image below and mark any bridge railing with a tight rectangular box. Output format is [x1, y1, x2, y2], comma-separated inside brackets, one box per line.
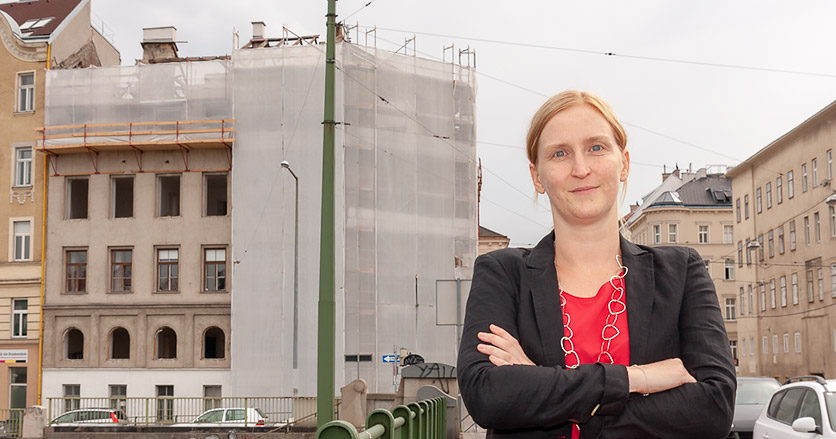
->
[316, 397, 445, 439]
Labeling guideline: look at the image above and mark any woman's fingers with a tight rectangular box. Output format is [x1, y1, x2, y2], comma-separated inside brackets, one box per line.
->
[477, 324, 534, 366]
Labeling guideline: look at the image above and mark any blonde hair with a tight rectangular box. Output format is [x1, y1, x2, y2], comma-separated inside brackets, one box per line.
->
[526, 90, 627, 165]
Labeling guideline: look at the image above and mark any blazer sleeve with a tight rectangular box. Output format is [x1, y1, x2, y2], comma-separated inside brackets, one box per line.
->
[457, 251, 629, 431]
[591, 248, 737, 439]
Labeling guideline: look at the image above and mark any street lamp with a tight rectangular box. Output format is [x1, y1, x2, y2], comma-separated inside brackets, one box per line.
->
[281, 160, 299, 369]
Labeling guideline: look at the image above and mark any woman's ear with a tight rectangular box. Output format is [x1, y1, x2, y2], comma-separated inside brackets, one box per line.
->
[620, 150, 630, 182]
[530, 162, 546, 194]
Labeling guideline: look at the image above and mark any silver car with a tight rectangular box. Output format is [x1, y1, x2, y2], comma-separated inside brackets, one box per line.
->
[753, 376, 836, 438]
[730, 376, 780, 438]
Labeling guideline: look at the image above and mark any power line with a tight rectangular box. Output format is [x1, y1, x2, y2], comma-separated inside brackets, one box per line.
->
[365, 26, 836, 79]
[340, 0, 378, 25]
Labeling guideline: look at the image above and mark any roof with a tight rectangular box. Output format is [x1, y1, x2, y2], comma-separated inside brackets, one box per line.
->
[0, 0, 82, 39]
[479, 226, 508, 238]
[647, 175, 732, 208]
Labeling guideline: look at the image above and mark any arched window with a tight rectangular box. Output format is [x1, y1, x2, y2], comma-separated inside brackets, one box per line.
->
[203, 327, 225, 359]
[64, 328, 84, 360]
[109, 327, 130, 359]
[155, 327, 177, 359]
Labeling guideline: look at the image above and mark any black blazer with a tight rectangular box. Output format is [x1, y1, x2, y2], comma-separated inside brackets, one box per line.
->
[457, 232, 736, 439]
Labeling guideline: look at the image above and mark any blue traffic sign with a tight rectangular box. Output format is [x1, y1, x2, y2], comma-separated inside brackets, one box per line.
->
[382, 355, 400, 363]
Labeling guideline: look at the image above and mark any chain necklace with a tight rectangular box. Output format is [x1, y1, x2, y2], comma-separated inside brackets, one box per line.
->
[557, 255, 628, 369]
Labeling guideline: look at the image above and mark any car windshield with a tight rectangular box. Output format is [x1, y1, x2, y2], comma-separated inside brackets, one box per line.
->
[826, 392, 836, 432]
[737, 380, 780, 405]
[195, 410, 224, 423]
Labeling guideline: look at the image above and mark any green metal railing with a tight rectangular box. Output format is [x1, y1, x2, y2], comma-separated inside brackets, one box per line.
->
[0, 409, 24, 438]
[46, 397, 324, 427]
[316, 397, 445, 439]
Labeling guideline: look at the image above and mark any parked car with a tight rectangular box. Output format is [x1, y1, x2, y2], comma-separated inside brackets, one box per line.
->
[729, 376, 780, 438]
[176, 407, 268, 427]
[753, 376, 836, 438]
[50, 408, 127, 425]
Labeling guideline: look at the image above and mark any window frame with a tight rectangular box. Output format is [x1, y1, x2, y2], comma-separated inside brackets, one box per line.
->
[791, 272, 799, 305]
[765, 181, 772, 209]
[736, 199, 741, 223]
[801, 163, 808, 193]
[668, 223, 678, 243]
[776, 176, 783, 204]
[16, 71, 35, 113]
[203, 172, 228, 217]
[744, 195, 750, 219]
[156, 248, 180, 293]
[65, 177, 89, 220]
[780, 276, 787, 307]
[723, 225, 733, 244]
[157, 174, 182, 218]
[806, 270, 814, 303]
[778, 225, 785, 255]
[109, 248, 133, 293]
[768, 229, 774, 258]
[13, 146, 33, 188]
[769, 278, 776, 309]
[724, 259, 735, 281]
[814, 211, 821, 243]
[788, 170, 794, 199]
[756, 187, 762, 213]
[789, 220, 796, 251]
[65, 249, 87, 293]
[11, 298, 27, 338]
[812, 158, 819, 188]
[653, 224, 661, 244]
[111, 175, 135, 219]
[725, 297, 736, 321]
[827, 149, 833, 181]
[203, 247, 228, 292]
[698, 224, 709, 244]
[9, 218, 33, 262]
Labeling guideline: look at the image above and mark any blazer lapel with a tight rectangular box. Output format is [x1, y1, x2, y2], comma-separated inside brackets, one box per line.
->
[620, 236, 655, 365]
[526, 232, 565, 367]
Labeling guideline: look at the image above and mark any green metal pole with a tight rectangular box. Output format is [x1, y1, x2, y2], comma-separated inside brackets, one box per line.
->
[318, 0, 338, 429]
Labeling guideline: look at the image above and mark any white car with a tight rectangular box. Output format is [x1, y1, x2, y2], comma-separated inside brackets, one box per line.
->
[50, 408, 127, 425]
[177, 407, 268, 427]
[753, 376, 836, 438]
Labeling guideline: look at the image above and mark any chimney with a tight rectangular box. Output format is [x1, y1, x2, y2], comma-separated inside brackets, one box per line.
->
[252, 21, 266, 40]
[630, 203, 639, 213]
[662, 164, 670, 182]
[672, 164, 680, 178]
[141, 26, 178, 63]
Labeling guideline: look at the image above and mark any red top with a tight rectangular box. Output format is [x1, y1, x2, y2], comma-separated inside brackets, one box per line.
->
[561, 277, 630, 439]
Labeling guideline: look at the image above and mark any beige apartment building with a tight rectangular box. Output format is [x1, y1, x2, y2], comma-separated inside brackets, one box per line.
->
[625, 167, 738, 359]
[478, 226, 509, 255]
[728, 101, 836, 381]
[0, 0, 117, 410]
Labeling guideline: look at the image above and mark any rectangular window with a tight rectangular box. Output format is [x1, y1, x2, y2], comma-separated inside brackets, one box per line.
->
[9, 367, 27, 409]
[110, 249, 132, 293]
[744, 195, 750, 219]
[739, 288, 745, 316]
[668, 224, 678, 243]
[765, 182, 772, 209]
[158, 175, 181, 217]
[778, 225, 785, 254]
[804, 216, 811, 246]
[66, 178, 89, 219]
[792, 273, 799, 305]
[205, 174, 228, 216]
[780, 276, 787, 307]
[807, 270, 814, 303]
[63, 384, 80, 412]
[802, 163, 809, 193]
[828, 149, 833, 180]
[768, 229, 774, 258]
[17, 72, 34, 112]
[204, 248, 227, 291]
[109, 384, 127, 412]
[762, 336, 768, 355]
[795, 332, 802, 353]
[736, 199, 741, 223]
[814, 212, 821, 243]
[788, 170, 794, 198]
[813, 158, 819, 188]
[112, 176, 134, 218]
[769, 279, 776, 309]
[757, 234, 764, 261]
[790, 220, 796, 251]
[750, 337, 755, 356]
[65, 250, 87, 293]
[14, 147, 32, 187]
[653, 225, 661, 244]
[745, 238, 752, 265]
[204, 385, 222, 411]
[748, 285, 753, 314]
[698, 225, 709, 244]
[12, 220, 31, 261]
[12, 299, 27, 338]
[729, 340, 738, 360]
[156, 385, 174, 422]
[818, 268, 824, 301]
[832, 264, 836, 298]
[157, 249, 179, 292]
[783, 333, 789, 353]
[776, 176, 783, 204]
[723, 225, 733, 244]
[704, 259, 710, 274]
[737, 241, 743, 267]
[772, 335, 778, 354]
[725, 298, 736, 321]
[830, 206, 836, 238]
[724, 259, 735, 280]
[756, 187, 762, 213]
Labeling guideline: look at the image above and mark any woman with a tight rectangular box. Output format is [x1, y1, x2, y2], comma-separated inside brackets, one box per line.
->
[457, 91, 736, 438]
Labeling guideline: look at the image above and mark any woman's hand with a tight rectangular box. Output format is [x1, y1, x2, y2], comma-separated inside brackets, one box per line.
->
[477, 324, 535, 366]
[629, 358, 696, 395]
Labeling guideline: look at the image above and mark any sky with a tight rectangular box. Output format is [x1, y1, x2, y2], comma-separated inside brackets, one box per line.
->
[89, 0, 836, 246]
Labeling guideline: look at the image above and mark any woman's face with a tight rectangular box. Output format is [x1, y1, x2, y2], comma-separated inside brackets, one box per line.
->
[529, 104, 629, 227]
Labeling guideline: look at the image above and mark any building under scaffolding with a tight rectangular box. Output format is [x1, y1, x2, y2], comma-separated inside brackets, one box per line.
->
[37, 34, 477, 399]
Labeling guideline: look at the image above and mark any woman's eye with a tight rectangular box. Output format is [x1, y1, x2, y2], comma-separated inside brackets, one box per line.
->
[554, 150, 566, 158]
[591, 144, 603, 152]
